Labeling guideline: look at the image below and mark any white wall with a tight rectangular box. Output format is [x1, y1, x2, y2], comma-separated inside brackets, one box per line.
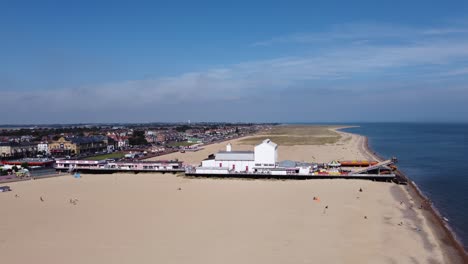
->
[201, 159, 216, 167]
[37, 143, 49, 154]
[196, 168, 229, 174]
[202, 159, 255, 172]
[271, 170, 287, 175]
[214, 160, 255, 172]
[254, 142, 277, 165]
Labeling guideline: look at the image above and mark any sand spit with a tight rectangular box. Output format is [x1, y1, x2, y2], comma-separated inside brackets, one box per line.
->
[149, 126, 378, 166]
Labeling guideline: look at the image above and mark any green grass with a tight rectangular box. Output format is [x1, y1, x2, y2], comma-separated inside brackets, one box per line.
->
[168, 141, 197, 147]
[84, 152, 126, 160]
[239, 125, 342, 146]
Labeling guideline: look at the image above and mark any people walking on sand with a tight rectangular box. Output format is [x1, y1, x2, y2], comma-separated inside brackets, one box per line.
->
[323, 205, 328, 214]
[69, 198, 78, 205]
[40, 196, 44, 202]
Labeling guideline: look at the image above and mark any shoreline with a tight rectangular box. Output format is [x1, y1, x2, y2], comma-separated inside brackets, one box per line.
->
[340, 127, 467, 262]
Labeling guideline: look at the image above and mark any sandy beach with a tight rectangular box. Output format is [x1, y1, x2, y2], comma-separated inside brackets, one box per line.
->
[0, 126, 465, 263]
[148, 126, 378, 165]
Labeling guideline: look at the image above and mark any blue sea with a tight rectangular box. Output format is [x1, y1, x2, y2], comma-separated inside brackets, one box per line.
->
[341, 123, 468, 249]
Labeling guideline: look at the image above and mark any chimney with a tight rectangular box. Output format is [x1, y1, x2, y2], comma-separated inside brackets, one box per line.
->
[226, 143, 232, 152]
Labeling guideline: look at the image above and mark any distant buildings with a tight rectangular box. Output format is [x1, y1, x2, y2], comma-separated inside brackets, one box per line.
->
[48, 136, 108, 156]
[37, 142, 49, 154]
[107, 134, 130, 149]
[0, 124, 266, 159]
[156, 133, 166, 143]
[0, 142, 38, 158]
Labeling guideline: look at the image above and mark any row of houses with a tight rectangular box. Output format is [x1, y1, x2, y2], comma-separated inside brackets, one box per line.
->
[1, 136, 112, 158]
[0, 142, 38, 158]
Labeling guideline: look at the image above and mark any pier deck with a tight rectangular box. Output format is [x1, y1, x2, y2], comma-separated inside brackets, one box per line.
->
[185, 171, 396, 181]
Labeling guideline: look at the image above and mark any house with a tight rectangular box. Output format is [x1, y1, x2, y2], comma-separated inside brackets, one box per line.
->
[48, 136, 108, 156]
[37, 142, 49, 154]
[0, 142, 38, 158]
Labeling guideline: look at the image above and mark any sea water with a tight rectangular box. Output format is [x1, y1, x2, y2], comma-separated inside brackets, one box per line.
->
[342, 123, 468, 250]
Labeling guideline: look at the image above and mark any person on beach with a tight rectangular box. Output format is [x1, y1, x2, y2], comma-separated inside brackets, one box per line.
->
[40, 196, 44, 202]
[359, 188, 363, 192]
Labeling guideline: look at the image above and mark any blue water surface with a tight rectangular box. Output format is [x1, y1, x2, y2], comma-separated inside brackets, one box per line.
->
[342, 123, 468, 249]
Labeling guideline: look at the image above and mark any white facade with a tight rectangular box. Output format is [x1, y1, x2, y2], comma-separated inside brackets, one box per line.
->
[118, 139, 129, 148]
[253, 139, 278, 168]
[196, 167, 229, 174]
[37, 142, 49, 154]
[198, 139, 277, 173]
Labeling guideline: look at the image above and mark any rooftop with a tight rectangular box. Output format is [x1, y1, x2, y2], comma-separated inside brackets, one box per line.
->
[215, 151, 254, 161]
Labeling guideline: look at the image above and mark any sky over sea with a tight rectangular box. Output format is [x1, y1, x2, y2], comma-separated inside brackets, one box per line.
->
[1, 0, 468, 124]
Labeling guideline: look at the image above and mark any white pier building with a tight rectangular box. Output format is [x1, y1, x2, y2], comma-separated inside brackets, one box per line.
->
[199, 139, 278, 173]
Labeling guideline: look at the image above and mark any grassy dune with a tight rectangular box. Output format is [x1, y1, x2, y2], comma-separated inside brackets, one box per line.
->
[239, 125, 342, 145]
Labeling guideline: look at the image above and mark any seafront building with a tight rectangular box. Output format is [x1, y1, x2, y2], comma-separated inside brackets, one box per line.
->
[37, 142, 49, 155]
[0, 142, 38, 158]
[55, 159, 183, 172]
[190, 139, 398, 180]
[199, 139, 278, 173]
[48, 136, 108, 156]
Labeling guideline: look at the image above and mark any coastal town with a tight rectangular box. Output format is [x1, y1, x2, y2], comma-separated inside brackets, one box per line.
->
[0, 123, 265, 179]
[0, 123, 401, 183]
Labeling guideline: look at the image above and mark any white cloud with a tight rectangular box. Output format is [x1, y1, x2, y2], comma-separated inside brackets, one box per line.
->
[252, 22, 468, 46]
[2, 22, 468, 123]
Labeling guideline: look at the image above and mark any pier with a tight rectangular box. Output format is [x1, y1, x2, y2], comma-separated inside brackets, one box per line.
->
[55, 159, 185, 173]
[52, 157, 400, 182]
[185, 159, 399, 182]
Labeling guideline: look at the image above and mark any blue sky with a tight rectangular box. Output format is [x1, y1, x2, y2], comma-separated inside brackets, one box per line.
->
[1, 0, 468, 124]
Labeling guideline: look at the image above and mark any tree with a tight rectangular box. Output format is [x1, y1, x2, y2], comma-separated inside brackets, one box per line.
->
[129, 130, 148, 146]
[21, 162, 29, 169]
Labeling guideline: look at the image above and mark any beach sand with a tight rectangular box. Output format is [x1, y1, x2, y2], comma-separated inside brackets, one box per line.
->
[148, 127, 377, 165]
[0, 126, 465, 263]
